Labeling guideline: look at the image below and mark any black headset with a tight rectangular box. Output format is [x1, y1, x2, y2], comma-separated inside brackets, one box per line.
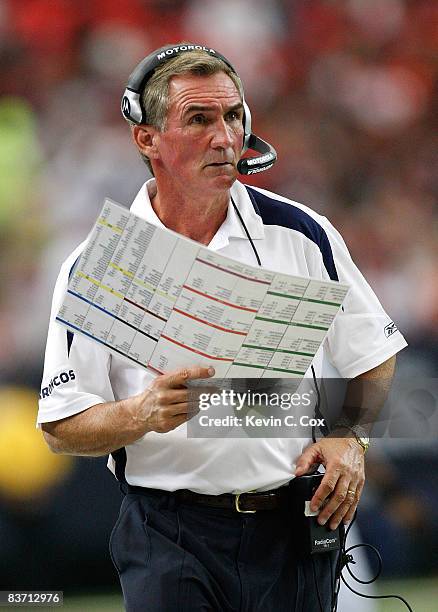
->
[121, 43, 277, 176]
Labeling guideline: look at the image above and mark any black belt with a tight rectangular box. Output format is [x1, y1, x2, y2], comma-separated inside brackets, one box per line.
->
[124, 483, 294, 513]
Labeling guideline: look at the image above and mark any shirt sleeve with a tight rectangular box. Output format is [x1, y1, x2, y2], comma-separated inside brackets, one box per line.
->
[37, 248, 115, 425]
[321, 218, 408, 378]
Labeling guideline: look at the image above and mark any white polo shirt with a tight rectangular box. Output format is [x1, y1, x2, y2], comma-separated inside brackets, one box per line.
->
[38, 179, 407, 494]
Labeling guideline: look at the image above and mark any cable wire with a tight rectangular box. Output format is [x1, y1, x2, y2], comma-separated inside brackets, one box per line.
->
[331, 512, 414, 612]
[230, 196, 261, 266]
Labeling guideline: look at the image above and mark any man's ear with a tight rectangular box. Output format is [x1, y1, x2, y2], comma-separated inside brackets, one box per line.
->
[132, 126, 160, 160]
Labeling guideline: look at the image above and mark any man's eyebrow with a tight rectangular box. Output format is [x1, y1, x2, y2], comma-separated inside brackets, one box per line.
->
[226, 103, 244, 114]
[183, 102, 244, 116]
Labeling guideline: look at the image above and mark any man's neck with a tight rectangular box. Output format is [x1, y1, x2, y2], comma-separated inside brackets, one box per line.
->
[150, 182, 230, 245]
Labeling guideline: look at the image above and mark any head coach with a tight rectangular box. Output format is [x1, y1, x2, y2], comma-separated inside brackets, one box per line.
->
[38, 43, 407, 611]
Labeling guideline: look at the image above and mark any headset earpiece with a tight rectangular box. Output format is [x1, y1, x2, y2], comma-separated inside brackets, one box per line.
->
[121, 89, 143, 124]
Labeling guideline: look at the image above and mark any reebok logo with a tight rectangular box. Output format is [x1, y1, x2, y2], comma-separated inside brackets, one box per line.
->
[40, 370, 76, 399]
[384, 322, 398, 338]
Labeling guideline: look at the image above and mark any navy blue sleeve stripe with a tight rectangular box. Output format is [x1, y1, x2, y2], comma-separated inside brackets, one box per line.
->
[67, 330, 74, 356]
[68, 256, 80, 279]
[246, 186, 339, 282]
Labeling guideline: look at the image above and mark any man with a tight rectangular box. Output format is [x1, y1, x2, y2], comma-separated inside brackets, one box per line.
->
[39, 44, 407, 611]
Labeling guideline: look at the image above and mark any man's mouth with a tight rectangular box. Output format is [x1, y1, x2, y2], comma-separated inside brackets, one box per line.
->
[206, 162, 233, 167]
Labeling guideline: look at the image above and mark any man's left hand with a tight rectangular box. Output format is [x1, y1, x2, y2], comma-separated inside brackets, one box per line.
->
[294, 436, 365, 530]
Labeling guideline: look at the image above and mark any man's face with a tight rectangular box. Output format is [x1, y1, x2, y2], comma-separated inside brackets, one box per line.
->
[152, 71, 244, 196]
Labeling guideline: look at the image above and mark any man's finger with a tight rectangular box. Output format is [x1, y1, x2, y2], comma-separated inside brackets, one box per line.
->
[309, 467, 342, 512]
[327, 480, 359, 529]
[314, 476, 350, 522]
[160, 399, 201, 416]
[171, 412, 191, 430]
[161, 402, 192, 417]
[328, 493, 358, 530]
[153, 410, 191, 433]
[157, 366, 215, 389]
[169, 401, 201, 419]
[295, 446, 321, 476]
[343, 480, 364, 524]
[154, 389, 189, 405]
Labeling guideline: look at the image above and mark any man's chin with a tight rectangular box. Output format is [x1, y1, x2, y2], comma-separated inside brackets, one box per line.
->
[208, 173, 237, 191]
[204, 165, 237, 185]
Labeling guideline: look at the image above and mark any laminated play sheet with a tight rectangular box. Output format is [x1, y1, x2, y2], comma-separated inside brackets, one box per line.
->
[56, 199, 349, 379]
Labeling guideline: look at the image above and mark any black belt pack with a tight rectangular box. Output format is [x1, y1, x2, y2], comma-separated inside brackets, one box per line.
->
[293, 472, 341, 554]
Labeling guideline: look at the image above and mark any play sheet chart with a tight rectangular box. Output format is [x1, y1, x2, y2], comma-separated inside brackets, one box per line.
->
[56, 200, 349, 379]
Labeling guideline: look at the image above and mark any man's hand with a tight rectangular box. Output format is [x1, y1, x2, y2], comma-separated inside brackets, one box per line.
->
[134, 366, 215, 434]
[293, 356, 396, 530]
[42, 365, 215, 456]
[294, 436, 365, 530]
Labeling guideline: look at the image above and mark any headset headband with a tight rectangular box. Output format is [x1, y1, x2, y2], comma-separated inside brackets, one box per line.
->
[127, 45, 236, 93]
[121, 43, 277, 174]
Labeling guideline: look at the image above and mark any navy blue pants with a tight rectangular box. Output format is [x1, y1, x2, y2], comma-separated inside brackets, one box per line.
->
[109, 489, 339, 611]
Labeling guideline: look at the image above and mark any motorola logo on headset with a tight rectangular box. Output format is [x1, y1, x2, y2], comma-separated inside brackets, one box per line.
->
[121, 96, 131, 117]
[121, 43, 277, 175]
[156, 45, 217, 60]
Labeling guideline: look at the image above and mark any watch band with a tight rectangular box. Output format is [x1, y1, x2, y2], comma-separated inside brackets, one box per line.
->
[334, 419, 370, 454]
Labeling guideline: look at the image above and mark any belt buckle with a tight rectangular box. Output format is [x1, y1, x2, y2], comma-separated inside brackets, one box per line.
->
[234, 492, 257, 514]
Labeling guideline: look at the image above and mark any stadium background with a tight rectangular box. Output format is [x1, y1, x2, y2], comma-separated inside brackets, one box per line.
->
[0, 1, 436, 609]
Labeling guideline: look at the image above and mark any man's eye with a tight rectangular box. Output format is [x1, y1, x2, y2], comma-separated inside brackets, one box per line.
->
[226, 111, 241, 122]
[190, 114, 206, 124]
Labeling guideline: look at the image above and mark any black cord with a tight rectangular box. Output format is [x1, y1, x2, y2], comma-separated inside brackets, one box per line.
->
[310, 364, 330, 441]
[310, 365, 321, 443]
[230, 196, 262, 266]
[340, 575, 414, 611]
[344, 543, 381, 584]
[331, 512, 414, 612]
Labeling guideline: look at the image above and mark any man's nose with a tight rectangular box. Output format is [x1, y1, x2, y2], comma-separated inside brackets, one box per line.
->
[210, 118, 235, 149]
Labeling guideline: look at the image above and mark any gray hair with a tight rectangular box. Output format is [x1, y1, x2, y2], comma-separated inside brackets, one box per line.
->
[132, 49, 244, 174]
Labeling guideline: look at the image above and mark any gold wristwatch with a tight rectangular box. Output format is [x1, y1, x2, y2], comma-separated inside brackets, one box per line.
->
[335, 420, 370, 454]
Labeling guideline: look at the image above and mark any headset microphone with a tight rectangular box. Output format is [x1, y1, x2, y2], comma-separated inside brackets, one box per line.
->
[237, 134, 277, 175]
[121, 43, 277, 176]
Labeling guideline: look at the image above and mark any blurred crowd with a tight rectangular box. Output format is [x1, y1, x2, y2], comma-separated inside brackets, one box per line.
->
[0, 0, 436, 591]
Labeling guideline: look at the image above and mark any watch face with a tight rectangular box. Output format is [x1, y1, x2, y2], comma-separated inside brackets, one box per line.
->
[352, 426, 369, 450]
[335, 421, 370, 449]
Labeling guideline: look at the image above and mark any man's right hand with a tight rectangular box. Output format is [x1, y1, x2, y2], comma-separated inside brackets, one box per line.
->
[42, 365, 215, 456]
[134, 366, 215, 434]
